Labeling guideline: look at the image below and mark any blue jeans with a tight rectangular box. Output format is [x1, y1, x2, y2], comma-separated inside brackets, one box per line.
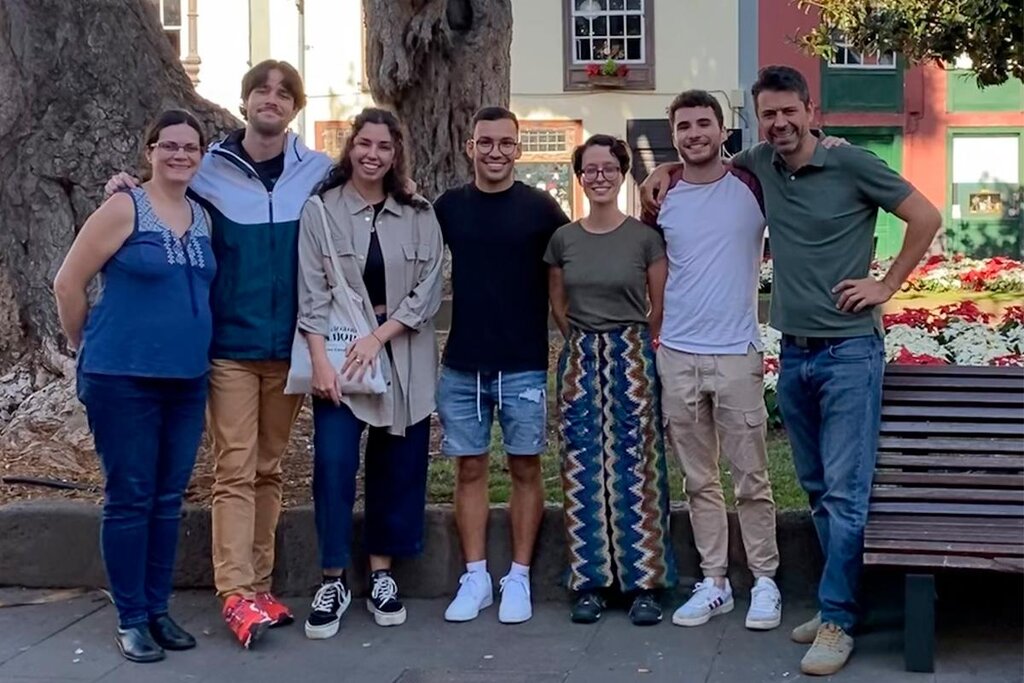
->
[777, 334, 884, 632]
[77, 370, 208, 628]
[312, 400, 431, 569]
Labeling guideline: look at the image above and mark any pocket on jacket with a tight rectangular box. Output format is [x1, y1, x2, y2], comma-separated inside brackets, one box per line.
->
[402, 243, 431, 261]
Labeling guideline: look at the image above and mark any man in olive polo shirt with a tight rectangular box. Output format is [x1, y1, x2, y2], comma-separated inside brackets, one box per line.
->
[642, 66, 941, 676]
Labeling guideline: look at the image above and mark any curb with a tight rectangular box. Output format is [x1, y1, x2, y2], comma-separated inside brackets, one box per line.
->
[0, 501, 822, 600]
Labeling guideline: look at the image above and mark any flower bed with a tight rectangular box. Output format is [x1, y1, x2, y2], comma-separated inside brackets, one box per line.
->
[758, 255, 1024, 294]
[759, 303, 1024, 424]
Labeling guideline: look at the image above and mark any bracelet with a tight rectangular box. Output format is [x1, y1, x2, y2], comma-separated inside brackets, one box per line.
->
[371, 330, 385, 346]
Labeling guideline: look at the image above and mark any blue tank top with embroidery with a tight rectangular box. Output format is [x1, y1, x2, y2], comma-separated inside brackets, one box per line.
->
[80, 187, 217, 378]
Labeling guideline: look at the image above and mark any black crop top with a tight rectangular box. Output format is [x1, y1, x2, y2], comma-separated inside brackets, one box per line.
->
[363, 200, 387, 308]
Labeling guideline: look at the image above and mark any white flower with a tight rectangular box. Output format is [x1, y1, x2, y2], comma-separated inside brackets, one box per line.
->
[943, 321, 1013, 365]
[760, 324, 781, 357]
[763, 369, 779, 392]
[1001, 324, 1024, 354]
[884, 324, 948, 362]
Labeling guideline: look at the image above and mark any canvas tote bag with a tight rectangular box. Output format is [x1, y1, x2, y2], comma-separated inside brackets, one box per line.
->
[285, 196, 387, 396]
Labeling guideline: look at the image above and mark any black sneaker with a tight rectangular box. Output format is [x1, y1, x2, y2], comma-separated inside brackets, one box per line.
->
[570, 592, 605, 624]
[629, 591, 663, 626]
[367, 570, 407, 626]
[304, 577, 351, 639]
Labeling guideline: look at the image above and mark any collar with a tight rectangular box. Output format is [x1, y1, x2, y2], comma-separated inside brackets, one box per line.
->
[341, 182, 402, 216]
[772, 138, 828, 171]
[212, 129, 307, 164]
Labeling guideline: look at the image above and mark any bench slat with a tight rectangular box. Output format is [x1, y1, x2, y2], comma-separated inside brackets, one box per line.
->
[884, 366, 1024, 379]
[878, 437, 1024, 455]
[872, 472, 1024, 488]
[882, 375, 1024, 391]
[870, 487, 1024, 502]
[863, 539, 1024, 556]
[869, 501, 1024, 516]
[880, 421, 1024, 437]
[881, 405, 1024, 421]
[876, 454, 1024, 469]
[864, 553, 1024, 572]
[882, 390, 1024, 407]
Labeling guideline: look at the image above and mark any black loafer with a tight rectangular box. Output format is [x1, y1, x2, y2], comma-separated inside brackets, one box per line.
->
[628, 592, 663, 626]
[115, 625, 165, 663]
[148, 614, 197, 651]
[570, 592, 605, 624]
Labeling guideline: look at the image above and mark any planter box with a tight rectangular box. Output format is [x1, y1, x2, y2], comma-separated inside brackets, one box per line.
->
[587, 75, 627, 89]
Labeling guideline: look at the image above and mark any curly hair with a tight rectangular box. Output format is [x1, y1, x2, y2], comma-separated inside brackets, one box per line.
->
[314, 107, 428, 210]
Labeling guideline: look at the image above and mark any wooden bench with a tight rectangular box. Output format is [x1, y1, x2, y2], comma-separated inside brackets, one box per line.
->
[864, 364, 1024, 672]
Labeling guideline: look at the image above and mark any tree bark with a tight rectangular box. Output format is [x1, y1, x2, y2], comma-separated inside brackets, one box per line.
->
[0, 0, 239, 466]
[363, 0, 513, 200]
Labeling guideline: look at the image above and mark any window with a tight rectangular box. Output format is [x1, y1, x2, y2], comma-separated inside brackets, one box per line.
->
[828, 34, 896, 70]
[515, 121, 584, 218]
[314, 121, 354, 161]
[148, 0, 182, 56]
[563, 0, 655, 91]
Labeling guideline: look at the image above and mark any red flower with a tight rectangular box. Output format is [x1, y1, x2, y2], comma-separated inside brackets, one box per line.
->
[763, 356, 780, 374]
[615, 64, 629, 77]
[991, 354, 1024, 367]
[1001, 306, 1024, 328]
[585, 63, 601, 77]
[892, 348, 949, 365]
[937, 300, 992, 324]
[883, 307, 944, 332]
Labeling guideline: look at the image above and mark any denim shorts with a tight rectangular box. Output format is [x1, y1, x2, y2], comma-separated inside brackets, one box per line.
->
[436, 367, 548, 456]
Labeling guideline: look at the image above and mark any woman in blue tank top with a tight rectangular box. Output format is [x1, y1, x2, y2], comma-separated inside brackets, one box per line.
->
[53, 110, 215, 664]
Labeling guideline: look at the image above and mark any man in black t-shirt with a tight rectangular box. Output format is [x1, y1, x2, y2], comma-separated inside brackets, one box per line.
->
[434, 107, 569, 625]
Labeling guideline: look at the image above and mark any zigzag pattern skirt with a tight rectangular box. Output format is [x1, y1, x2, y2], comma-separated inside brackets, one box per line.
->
[557, 324, 677, 593]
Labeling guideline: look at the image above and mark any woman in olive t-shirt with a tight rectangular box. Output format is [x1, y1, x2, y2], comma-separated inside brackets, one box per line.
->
[544, 135, 676, 626]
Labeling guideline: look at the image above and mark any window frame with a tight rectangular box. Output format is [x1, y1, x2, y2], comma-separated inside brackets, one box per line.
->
[562, 0, 655, 91]
[149, 0, 183, 57]
[314, 120, 354, 161]
[827, 34, 897, 71]
[517, 120, 585, 219]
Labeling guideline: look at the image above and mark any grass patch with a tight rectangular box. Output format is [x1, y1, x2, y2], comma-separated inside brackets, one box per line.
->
[427, 379, 806, 511]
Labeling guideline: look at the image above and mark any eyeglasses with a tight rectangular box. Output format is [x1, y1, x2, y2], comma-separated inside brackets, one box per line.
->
[473, 138, 518, 155]
[150, 141, 203, 155]
[580, 165, 621, 183]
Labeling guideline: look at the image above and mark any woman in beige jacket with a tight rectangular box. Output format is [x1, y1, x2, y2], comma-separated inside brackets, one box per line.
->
[295, 108, 443, 639]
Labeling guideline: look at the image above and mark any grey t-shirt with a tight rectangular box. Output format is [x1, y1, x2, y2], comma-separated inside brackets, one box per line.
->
[544, 217, 666, 333]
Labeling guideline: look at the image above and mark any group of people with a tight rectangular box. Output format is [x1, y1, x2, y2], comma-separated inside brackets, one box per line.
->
[53, 58, 941, 677]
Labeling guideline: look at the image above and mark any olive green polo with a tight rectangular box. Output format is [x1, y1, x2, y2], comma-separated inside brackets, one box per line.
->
[732, 141, 913, 337]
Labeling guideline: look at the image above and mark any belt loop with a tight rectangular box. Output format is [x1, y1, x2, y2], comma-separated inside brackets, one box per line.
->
[497, 371, 503, 411]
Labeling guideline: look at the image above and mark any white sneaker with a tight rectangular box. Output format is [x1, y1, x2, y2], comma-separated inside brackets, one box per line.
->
[745, 576, 782, 630]
[672, 578, 734, 627]
[444, 571, 493, 622]
[497, 573, 532, 624]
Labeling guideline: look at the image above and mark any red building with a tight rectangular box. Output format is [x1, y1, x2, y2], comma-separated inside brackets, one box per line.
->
[758, 1, 1024, 258]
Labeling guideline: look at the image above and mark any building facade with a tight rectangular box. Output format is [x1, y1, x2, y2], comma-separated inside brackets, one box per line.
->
[150, 0, 749, 217]
[759, 0, 1024, 258]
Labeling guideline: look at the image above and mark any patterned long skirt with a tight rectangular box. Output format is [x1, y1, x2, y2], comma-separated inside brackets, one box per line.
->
[557, 324, 677, 593]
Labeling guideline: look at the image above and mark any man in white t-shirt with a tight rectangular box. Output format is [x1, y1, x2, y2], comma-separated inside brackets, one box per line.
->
[642, 89, 782, 631]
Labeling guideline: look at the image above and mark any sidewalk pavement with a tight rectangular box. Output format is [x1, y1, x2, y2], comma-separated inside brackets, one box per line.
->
[0, 588, 1020, 683]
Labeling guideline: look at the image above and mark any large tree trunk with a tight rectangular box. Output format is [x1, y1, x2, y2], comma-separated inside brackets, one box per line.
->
[0, 0, 239, 472]
[363, 0, 513, 200]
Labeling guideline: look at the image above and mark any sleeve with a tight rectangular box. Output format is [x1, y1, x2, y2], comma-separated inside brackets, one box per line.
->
[543, 228, 565, 267]
[643, 224, 666, 265]
[390, 206, 445, 331]
[847, 147, 915, 213]
[296, 198, 332, 336]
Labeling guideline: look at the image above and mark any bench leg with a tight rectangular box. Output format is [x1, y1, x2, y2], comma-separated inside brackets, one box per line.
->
[904, 573, 936, 673]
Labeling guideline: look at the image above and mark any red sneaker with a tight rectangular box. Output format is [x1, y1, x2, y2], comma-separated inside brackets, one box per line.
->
[222, 595, 271, 649]
[255, 592, 295, 627]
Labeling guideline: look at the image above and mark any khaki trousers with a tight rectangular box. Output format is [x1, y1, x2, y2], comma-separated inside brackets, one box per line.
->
[208, 359, 303, 599]
[658, 345, 779, 578]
